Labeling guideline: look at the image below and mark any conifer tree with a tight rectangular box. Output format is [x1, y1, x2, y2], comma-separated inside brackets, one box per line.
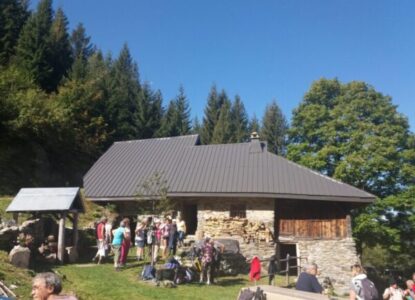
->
[15, 0, 54, 91]
[248, 114, 261, 134]
[158, 100, 178, 137]
[261, 101, 288, 155]
[192, 116, 202, 135]
[0, 0, 29, 65]
[135, 83, 163, 139]
[49, 8, 73, 90]
[70, 23, 94, 80]
[175, 85, 191, 135]
[107, 44, 140, 141]
[230, 95, 249, 143]
[211, 96, 232, 144]
[201, 85, 219, 144]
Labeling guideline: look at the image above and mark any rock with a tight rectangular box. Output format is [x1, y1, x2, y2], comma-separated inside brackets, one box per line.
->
[9, 245, 31, 268]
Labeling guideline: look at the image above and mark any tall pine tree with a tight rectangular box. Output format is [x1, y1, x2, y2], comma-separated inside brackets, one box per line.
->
[175, 85, 191, 135]
[0, 0, 29, 66]
[70, 23, 94, 80]
[211, 93, 232, 144]
[135, 83, 163, 139]
[248, 114, 261, 134]
[201, 85, 219, 144]
[15, 0, 54, 91]
[261, 101, 288, 155]
[107, 44, 140, 141]
[49, 8, 72, 90]
[230, 95, 249, 143]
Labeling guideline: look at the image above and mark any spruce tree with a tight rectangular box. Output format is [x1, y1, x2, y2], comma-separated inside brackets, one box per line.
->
[158, 100, 178, 137]
[135, 83, 163, 139]
[201, 85, 219, 144]
[15, 0, 54, 91]
[211, 97, 232, 144]
[248, 114, 261, 134]
[49, 8, 73, 90]
[0, 0, 29, 66]
[261, 101, 288, 155]
[230, 95, 249, 143]
[70, 23, 94, 80]
[107, 44, 140, 141]
[175, 85, 191, 135]
[192, 116, 202, 135]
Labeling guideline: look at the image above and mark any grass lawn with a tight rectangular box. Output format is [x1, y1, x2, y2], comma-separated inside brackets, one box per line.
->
[53, 257, 289, 300]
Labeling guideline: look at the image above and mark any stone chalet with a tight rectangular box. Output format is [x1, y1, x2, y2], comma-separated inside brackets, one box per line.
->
[83, 134, 375, 292]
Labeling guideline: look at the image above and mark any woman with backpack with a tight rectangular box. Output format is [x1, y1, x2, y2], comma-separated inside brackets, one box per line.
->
[350, 264, 379, 300]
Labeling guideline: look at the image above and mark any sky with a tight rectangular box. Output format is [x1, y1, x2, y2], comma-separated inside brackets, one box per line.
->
[33, 0, 415, 131]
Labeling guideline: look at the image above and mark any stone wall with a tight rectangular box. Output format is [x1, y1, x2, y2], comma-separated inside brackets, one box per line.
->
[297, 238, 360, 296]
[192, 198, 276, 269]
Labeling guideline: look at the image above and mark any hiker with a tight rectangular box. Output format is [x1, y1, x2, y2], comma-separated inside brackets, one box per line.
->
[177, 217, 186, 248]
[92, 217, 107, 264]
[168, 219, 178, 256]
[350, 264, 379, 300]
[152, 219, 162, 263]
[104, 218, 113, 247]
[135, 221, 146, 261]
[119, 218, 131, 266]
[268, 255, 278, 285]
[404, 280, 414, 300]
[145, 217, 154, 259]
[383, 278, 405, 300]
[295, 263, 323, 294]
[112, 220, 126, 270]
[161, 218, 171, 258]
[32, 272, 77, 300]
[200, 236, 215, 285]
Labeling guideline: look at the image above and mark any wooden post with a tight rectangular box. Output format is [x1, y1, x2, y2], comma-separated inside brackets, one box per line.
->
[286, 253, 290, 286]
[73, 212, 79, 250]
[57, 212, 67, 264]
[12, 213, 19, 224]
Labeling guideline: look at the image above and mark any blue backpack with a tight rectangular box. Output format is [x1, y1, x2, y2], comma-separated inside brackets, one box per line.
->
[141, 264, 156, 280]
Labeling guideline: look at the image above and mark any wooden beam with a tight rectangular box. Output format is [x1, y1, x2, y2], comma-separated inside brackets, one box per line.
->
[72, 212, 79, 250]
[57, 212, 67, 263]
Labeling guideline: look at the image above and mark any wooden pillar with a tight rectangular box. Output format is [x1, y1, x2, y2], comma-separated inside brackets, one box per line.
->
[12, 213, 19, 224]
[57, 212, 67, 264]
[72, 212, 79, 250]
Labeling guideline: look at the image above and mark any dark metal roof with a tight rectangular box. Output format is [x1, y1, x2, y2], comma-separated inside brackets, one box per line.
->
[7, 187, 85, 213]
[83, 135, 376, 203]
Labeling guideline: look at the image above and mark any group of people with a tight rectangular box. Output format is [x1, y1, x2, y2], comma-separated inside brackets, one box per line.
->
[92, 215, 187, 270]
[295, 262, 415, 300]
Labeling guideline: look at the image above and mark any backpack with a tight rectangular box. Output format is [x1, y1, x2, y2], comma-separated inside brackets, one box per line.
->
[141, 264, 156, 280]
[147, 229, 153, 244]
[355, 278, 379, 300]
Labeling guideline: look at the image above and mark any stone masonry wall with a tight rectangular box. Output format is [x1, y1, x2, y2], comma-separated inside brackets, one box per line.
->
[195, 198, 276, 267]
[297, 238, 360, 296]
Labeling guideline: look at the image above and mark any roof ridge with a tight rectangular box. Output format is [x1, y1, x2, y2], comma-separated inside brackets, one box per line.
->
[114, 134, 199, 144]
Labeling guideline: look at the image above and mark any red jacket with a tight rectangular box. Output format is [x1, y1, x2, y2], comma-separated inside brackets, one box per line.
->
[249, 256, 261, 281]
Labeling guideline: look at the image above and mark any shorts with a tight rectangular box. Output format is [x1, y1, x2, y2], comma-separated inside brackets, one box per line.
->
[135, 239, 145, 248]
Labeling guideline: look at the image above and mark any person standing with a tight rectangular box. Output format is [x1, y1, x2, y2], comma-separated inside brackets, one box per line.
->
[119, 218, 131, 266]
[350, 264, 379, 300]
[112, 220, 126, 270]
[168, 219, 178, 256]
[177, 217, 186, 248]
[383, 278, 405, 300]
[404, 280, 414, 300]
[135, 221, 146, 261]
[295, 263, 323, 294]
[92, 217, 107, 264]
[152, 219, 162, 263]
[161, 218, 171, 258]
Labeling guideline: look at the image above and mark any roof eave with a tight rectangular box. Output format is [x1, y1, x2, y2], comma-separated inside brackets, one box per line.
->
[87, 192, 375, 204]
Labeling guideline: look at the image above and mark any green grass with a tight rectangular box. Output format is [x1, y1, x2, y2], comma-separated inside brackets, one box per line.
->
[0, 197, 12, 220]
[0, 250, 34, 298]
[52, 256, 288, 300]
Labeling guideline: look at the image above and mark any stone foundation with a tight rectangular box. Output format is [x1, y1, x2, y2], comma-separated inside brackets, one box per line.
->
[297, 238, 360, 296]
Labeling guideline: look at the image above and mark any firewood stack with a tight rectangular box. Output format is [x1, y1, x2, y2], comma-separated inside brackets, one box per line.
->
[204, 217, 273, 243]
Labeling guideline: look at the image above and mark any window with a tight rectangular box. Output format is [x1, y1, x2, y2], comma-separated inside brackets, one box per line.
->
[230, 204, 246, 218]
